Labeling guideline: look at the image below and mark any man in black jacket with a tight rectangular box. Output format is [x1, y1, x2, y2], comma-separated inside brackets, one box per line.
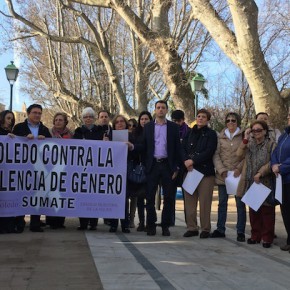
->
[13, 104, 51, 232]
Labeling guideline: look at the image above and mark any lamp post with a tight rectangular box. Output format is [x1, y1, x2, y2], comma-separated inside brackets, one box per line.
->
[5, 61, 19, 111]
[190, 73, 206, 117]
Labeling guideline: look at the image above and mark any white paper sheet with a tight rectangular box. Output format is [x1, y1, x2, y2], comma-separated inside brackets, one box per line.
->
[241, 182, 271, 211]
[225, 171, 241, 195]
[182, 169, 204, 195]
[112, 129, 128, 142]
[275, 174, 282, 204]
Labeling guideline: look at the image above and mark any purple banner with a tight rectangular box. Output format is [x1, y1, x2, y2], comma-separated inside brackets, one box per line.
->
[0, 136, 127, 218]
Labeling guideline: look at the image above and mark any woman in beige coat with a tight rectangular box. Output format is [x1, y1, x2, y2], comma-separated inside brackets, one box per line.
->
[211, 112, 246, 242]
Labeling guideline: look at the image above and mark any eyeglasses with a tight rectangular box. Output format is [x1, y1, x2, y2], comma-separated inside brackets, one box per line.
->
[226, 119, 236, 123]
[251, 128, 264, 133]
[83, 115, 94, 119]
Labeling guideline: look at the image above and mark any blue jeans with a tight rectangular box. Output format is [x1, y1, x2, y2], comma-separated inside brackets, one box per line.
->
[216, 185, 246, 234]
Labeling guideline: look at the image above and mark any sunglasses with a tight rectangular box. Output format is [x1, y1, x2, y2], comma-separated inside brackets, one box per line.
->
[251, 128, 264, 133]
[226, 119, 236, 123]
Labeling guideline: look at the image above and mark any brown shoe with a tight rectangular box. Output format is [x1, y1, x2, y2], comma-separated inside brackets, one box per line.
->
[280, 244, 290, 251]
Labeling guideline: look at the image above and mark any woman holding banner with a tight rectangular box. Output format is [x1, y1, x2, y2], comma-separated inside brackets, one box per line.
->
[46, 112, 73, 229]
[73, 107, 103, 231]
[0, 110, 18, 233]
[181, 109, 217, 239]
[109, 115, 130, 233]
[236, 120, 276, 248]
[211, 112, 246, 242]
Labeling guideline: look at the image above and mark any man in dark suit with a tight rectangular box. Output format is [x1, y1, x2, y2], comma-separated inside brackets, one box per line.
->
[142, 100, 181, 236]
[13, 103, 51, 232]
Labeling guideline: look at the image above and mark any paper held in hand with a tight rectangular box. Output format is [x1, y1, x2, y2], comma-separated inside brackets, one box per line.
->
[241, 182, 271, 211]
[225, 171, 241, 195]
[182, 169, 204, 195]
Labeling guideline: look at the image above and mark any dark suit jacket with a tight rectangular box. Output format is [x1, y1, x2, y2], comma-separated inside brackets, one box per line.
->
[142, 120, 181, 173]
[13, 119, 51, 138]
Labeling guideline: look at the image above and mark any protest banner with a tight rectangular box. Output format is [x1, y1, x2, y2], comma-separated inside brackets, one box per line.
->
[0, 136, 127, 218]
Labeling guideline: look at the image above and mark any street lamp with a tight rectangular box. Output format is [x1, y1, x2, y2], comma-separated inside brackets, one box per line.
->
[5, 61, 19, 111]
[190, 73, 206, 117]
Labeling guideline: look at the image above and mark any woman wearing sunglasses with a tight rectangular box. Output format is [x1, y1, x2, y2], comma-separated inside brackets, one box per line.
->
[236, 120, 276, 248]
[211, 112, 246, 242]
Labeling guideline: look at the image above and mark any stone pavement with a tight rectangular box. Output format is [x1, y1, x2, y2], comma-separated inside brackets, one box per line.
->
[1, 193, 290, 290]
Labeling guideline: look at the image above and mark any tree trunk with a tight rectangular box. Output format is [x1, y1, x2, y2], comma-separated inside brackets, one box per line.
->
[189, 0, 288, 124]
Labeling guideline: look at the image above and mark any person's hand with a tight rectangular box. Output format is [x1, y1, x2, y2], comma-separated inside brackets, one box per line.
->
[233, 169, 241, 177]
[172, 171, 178, 180]
[7, 133, 15, 138]
[221, 171, 228, 179]
[126, 142, 134, 151]
[272, 164, 280, 177]
[184, 159, 193, 171]
[244, 128, 251, 140]
[38, 135, 45, 140]
[103, 133, 110, 141]
[254, 172, 261, 183]
[27, 134, 34, 139]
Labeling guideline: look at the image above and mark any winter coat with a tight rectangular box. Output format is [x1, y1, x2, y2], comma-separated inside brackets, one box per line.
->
[271, 126, 290, 184]
[236, 139, 276, 199]
[214, 128, 244, 185]
[181, 125, 217, 176]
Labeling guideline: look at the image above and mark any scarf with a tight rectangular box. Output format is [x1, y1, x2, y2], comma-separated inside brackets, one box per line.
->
[51, 126, 73, 139]
[245, 138, 270, 189]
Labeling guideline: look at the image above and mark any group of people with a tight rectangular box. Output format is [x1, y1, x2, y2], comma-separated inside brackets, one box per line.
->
[1, 102, 290, 252]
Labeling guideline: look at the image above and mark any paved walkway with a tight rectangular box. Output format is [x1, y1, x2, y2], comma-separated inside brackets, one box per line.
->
[1, 193, 290, 290]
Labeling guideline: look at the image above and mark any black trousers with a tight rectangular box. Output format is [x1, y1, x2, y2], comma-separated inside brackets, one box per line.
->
[110, 196, 129, 229]
[280, 183, 290, 244]
[146, 160, 176, 228]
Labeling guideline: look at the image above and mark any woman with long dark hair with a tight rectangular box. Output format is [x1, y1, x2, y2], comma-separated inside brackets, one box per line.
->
[129, 111, 153, 231]
[0, 110, 18, 233]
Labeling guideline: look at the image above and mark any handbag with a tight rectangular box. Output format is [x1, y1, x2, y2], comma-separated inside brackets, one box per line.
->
[127, 159, 146, 184]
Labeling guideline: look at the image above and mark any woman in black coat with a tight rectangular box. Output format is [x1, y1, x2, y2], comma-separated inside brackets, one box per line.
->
[128, 111, 153, 231]
[181, 109, 217, 239]
[0, 110, 17, 233]
[73, 107, 103, 231]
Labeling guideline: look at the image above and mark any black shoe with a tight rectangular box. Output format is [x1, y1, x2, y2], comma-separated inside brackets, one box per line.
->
[183, 230, 199, 237]
[30, 227, 44, 232]
[77, 226, 87, 230]
[200, 231, 210, 239]
[147, 226, 156, 236]
[247, 238, 260, 244]
[137, 223, 145, 232]
[15, 227, 25, 234]
[280, 244, 290, 251]
[89, 226, 97, 231]
[122, 228, 130, 233]
[109, 227, 117, 233]
[50, 226, 58, 230]
[237, 233, 245, 242]
[162, 227, 170, 236]
[263, 242, 271, 248]
[40, 222, 46, 227]
[210, 230, 225, 238]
